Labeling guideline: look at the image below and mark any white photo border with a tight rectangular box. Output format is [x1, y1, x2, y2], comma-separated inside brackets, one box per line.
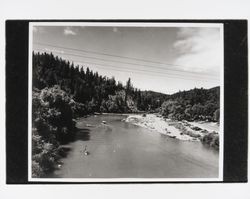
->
[28, 21, 224, 182]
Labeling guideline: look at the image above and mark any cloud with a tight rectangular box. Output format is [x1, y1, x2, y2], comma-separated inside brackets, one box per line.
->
[64, 27, 77, 36]
[173, 27, 221, 74]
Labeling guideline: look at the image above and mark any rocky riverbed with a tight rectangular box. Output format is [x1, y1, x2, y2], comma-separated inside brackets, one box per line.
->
[125, 114, 219, 143]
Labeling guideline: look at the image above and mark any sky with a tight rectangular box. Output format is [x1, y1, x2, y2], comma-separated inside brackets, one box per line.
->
[32, 24, 222, 94]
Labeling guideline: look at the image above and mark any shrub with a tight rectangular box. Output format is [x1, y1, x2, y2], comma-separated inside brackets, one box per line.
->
[32, 128, 60, 177]
[32, 85, 76, 177]
[201, 132, 219, 150]
[190, 126, 202, 131]
[32, 160, 44, 178]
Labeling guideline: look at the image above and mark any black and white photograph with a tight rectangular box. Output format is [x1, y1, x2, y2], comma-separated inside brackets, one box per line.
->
[29, 22, 223, 181]
[2, 0, 250, 198]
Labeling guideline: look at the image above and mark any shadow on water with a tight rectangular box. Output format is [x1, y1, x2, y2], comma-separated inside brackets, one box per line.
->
[57, 145, 72, 158]
[61, 127, 91, 144]
[60, 127, 91, 153]
[75, 127, 91, 141]
[60, 127, 91, 155]
[160, 133, 170, 141]
[44, 127, 92, 178]
[201, 142, 219, 154]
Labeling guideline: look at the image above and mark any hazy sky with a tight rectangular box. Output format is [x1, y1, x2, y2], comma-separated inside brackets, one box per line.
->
[32, 24, 222, 94]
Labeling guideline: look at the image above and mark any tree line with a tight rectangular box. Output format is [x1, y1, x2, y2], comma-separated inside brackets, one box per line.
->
[33, 52, 166, 115]
[161, 87, 220, 122]
[33, 52, 219, 122]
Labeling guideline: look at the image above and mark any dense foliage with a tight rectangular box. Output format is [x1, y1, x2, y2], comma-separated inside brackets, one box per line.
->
[32, 86, 76, 177]
[201, 132, 219, 150]
[161, 87, 220, 122]
[33, 52, 167, 113]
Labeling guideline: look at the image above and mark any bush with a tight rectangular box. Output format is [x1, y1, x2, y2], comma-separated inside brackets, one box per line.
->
[32, 85, 76, 177]
[33, 86, 75, 140]
[201, 132, 219, 150]
[32, 128, 60, 177]
[190, 126, 202, 131]
[32, 160, 44, 178]
[71, 101, 87, 118]
[168, 121, 201, 138]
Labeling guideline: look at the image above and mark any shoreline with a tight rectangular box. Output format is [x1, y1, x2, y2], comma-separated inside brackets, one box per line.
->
[125, 114, 219, 143]
[75, 112, 145, 121]
[75, 112, 219, 149]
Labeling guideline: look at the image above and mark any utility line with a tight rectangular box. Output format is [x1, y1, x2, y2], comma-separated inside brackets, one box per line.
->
[34, 48, 219, 81]
[34, 47, 219, 80]
[34, 42, 220, 77]
[34, 49, 218, 82]
[86, 64, 219, 82]
[67, 57, 219, 81]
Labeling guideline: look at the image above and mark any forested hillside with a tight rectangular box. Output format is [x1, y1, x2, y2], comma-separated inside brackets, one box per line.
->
[33, 52, 219, 120]
[33, 52, 167, 114]
[161, 87, 220, 122]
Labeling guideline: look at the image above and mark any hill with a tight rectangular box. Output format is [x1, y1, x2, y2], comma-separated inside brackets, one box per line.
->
[32, 52, 219, 120]
[161, 87, 220, 122]
[32, 52, 168, 114]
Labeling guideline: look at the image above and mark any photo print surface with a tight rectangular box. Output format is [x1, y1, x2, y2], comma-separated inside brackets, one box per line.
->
[28, 22, 224, 182]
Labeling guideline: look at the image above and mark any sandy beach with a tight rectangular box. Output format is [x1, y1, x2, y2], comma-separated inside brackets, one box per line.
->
[125, 114, 219, 141]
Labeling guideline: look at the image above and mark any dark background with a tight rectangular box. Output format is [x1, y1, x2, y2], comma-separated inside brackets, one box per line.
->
[5, 20, 248, 184]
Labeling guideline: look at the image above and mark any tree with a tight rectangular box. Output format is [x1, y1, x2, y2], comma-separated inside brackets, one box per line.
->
[125, 78, 132, 106]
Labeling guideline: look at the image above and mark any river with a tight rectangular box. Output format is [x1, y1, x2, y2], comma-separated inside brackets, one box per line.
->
[47, 114, 219, 179]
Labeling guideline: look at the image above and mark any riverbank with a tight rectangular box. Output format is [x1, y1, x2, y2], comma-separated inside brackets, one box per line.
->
[125, 114, 219, 145]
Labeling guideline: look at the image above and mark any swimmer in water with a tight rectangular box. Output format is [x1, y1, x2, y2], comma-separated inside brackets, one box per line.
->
[82, 145, 89, 156]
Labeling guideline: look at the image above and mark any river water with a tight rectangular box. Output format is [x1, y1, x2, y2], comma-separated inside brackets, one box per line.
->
[47, 114, 219, 178]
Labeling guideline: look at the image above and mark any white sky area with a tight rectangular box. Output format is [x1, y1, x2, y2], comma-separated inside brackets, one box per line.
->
[173, 27, 221, 74]
[32, 24, 222, 94]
